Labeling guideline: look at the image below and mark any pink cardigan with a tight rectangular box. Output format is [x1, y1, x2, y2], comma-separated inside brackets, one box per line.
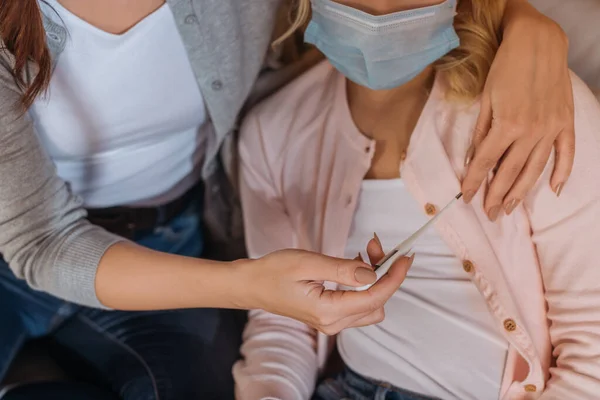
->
[233, 62, 600, 400]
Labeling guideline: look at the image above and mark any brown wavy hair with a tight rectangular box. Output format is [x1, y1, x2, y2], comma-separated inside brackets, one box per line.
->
[275, 0, 506, 101]
[0, 0, 52, 109]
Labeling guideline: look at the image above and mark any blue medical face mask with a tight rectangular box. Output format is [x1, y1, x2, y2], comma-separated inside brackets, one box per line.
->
[304, 0, 460, 90]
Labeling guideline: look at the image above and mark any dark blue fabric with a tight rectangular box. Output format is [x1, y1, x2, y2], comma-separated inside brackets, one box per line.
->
[0, 205, 244, 400]
[1, 382, 118, 400]
[313, 367, 440, 400]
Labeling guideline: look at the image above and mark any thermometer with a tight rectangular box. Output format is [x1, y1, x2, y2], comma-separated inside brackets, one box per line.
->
[355, 192, 463, 291]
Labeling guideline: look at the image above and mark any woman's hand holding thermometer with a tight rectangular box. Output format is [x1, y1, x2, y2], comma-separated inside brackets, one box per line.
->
[355, 192, 463, 291]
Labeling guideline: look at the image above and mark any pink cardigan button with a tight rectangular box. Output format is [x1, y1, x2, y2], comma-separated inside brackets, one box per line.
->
[462, 260, 474, 273]
[524, 384, 537, 392]
[424, 203, 437, 216]
[503, 319, 517, 332]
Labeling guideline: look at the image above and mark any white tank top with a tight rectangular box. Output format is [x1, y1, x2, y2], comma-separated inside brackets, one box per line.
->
[340, 179, 508, 400]
[30, 1, 206, 207]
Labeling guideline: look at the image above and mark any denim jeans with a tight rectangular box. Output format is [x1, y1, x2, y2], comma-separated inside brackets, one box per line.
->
[313, 368, 440, 400]
[0, 206, 245, 400]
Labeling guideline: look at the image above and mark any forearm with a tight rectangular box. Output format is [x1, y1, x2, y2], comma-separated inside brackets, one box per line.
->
[96, 241, 249, 310]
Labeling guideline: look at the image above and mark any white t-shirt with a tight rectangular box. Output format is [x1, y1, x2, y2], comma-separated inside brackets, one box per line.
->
[340, 179, 508, 400]
[31, 1, 207, 207]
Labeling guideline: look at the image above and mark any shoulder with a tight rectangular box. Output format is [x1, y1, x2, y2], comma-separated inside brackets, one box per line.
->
[193, 0, 280, 34]
[556, 71, 600, 193]
[222, 0, 281, 16]
[556, 71, 600, 192]
[571, 72, 600, 125]
[239, 61, 340, 159]
[0, 46, 18, 90]
[0, 47, 26, 128]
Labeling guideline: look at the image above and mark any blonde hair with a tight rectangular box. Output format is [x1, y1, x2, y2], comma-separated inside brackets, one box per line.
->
[274, 0, 506, 101]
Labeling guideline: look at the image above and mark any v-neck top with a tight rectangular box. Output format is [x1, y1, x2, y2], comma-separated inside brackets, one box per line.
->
[31, 1, 206, 207]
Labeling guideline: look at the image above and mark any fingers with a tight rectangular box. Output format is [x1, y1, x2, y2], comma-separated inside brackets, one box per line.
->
[551, 70, 575, 194]
[467, 91, 493, 168]
[316, 307, 380, 335]
[483, 137, 535, 220]
[550, 127, 575, 195]
[300, 254, 376, 287]
[473, 121, 573, 217]
[334, 255, 413, 316]
[500, 138, 554, 216]
[315, 255, 413, 334]
[319, 307, 386, 335]
[366, 234, 385, 265]
[306, 234, 385, 289]
[348, 307, 385, 328]
[307, 255, 413, 335]
[371, 253, 413, 291]
[485, 125, 571, 220]
[462, 121, 516, 204]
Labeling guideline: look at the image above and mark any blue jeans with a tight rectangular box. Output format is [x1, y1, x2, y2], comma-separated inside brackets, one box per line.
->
[313, 368, 440, 400]
[0, 206, 245, 400]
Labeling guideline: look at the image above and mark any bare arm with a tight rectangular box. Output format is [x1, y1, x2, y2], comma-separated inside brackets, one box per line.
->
[95, 242, 242, 310]
[0, 56, 397, 325]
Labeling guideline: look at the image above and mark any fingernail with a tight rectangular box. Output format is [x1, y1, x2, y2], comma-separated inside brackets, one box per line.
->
[463, 190, 476, 203]
[554, 183, 564, 197]
[407, 253, 415, 264]
[504, 199, 519, 215]
[488, 205, 502, 222]
[464, 145, 475, 167]
[373, 232, 382, 247]
[355, 267, 377, 284]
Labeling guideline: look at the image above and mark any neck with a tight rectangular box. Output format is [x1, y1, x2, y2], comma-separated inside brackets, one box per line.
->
[57, 0, 166, 35]
[347, 67, 435, 143]
[347, 66, 435, 113]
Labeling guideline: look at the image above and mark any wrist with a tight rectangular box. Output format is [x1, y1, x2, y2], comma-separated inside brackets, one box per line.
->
[502, 0, 525, 30]
[226, 257, 260, 310]
[169, 256, 250, 310]
[500, 0, 567, 47]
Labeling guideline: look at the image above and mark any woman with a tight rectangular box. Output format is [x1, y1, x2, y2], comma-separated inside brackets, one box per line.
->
[234, 0, 600, 399]
[0, 0, 579, 399]
[0, 1, 402, 399]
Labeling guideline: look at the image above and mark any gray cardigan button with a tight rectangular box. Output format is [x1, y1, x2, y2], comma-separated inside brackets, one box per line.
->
[184, 14, 199, 24]
[211, 80, 223, 91]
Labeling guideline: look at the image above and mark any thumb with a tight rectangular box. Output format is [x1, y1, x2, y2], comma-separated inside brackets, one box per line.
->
[299, 254, 376, 287]
[327, 255, 416, 319]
